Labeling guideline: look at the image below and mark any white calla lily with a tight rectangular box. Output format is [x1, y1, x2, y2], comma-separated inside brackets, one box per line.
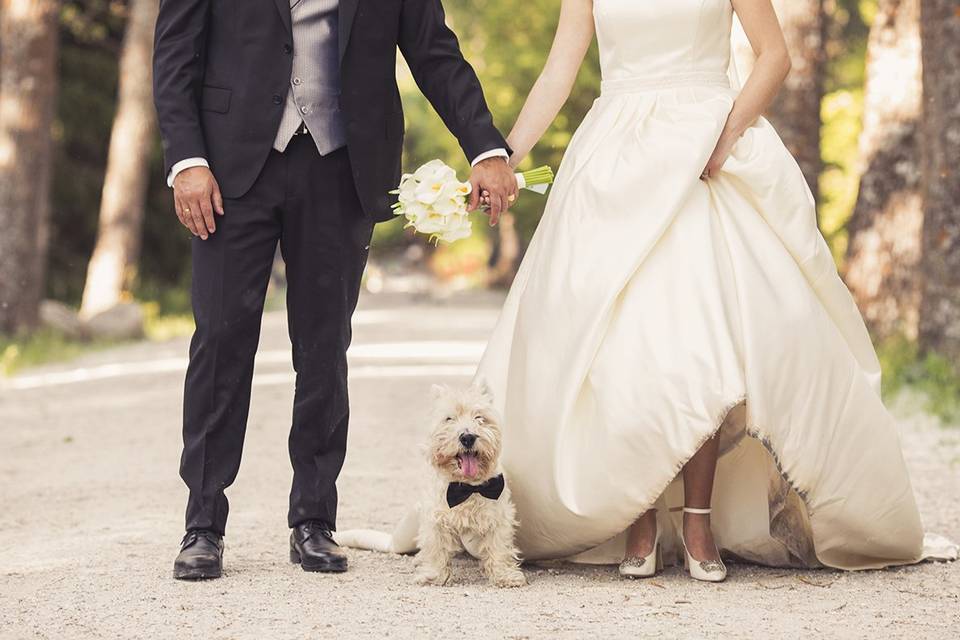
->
[393, 159, 492, 244]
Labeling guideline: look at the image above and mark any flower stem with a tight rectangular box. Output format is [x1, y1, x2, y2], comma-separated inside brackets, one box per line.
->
[518, 165, 555, 186]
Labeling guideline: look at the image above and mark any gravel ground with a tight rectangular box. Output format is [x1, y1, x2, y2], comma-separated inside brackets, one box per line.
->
[1, 292, 958, 639]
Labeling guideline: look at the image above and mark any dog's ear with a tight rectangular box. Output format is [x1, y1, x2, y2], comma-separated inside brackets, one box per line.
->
[472, 378, 494, 401]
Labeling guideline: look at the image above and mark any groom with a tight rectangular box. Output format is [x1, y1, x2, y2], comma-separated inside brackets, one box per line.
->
[153, 0, 515, 580]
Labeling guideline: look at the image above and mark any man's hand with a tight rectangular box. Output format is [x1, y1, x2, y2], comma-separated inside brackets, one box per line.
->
[173, 166, 224, 240]
[468, 157, 518, 226]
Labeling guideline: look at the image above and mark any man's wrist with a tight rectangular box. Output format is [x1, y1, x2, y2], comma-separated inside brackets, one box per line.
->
[168, 157, 210, 187]
[471, 148, 509, 167]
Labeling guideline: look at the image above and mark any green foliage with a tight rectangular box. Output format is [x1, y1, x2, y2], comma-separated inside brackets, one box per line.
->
[878, 337, 960, 425]
[824, 0, 872, 94]
[0, 299, 196, 376]
[819, 88, 863, 260]
[819, 0, 871, 264]
[0, 330, 114, 376]
[142, 302, 195, 342]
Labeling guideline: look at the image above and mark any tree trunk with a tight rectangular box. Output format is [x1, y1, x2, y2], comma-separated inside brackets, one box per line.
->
[844, 0, 923, 341]
[768, 0, 826, 201]
[0, 0, 60, 334]
[918, 0, 960, 361]
[80, 0, 159, 318]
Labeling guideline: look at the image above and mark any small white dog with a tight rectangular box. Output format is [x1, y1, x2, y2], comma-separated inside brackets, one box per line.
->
[414, 382, 526, 587]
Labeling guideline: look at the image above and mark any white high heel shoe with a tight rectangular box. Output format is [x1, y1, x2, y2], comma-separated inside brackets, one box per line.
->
[619, 513, 662, 578]
[679, 507, 727, 583]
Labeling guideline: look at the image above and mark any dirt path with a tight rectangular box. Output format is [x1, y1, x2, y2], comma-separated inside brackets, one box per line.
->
[1, 293, 958, 639]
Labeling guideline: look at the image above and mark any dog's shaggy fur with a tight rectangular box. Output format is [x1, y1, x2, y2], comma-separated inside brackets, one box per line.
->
[414, 383, 526, 587]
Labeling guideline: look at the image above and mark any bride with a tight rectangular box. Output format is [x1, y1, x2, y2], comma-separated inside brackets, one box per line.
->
[474, 0, 956, 580]
[347, 0, 957, 579]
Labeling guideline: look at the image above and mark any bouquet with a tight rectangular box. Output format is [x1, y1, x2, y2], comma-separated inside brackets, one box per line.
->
[391, 160, 555, 244]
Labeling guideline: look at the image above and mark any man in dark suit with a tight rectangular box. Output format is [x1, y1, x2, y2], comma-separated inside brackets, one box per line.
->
[153, 0, 517, 580]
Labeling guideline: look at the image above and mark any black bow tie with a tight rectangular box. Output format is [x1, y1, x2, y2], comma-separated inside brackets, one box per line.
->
[446, 474, 505, 508]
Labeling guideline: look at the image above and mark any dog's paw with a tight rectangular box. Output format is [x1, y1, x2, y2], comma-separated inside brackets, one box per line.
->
[414, 569, 451, 586]
[490, 568, 527, 588]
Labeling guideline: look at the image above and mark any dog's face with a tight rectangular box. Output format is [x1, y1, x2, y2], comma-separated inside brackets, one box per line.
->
[427, 382, 503, 484]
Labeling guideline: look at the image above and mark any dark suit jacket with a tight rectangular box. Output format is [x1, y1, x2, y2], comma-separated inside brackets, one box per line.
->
[153, 0, 509, 221]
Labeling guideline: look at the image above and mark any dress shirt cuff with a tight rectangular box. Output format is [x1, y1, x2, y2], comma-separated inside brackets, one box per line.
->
[470, 149, 509, 167]
[167, 157, 210, 188]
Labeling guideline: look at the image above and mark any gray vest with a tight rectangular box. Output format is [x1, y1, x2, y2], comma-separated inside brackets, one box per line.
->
[273, 0, 347, 154]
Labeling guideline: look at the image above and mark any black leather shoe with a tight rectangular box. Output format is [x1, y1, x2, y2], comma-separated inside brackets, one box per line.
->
[173, 529, 223, 580]
[290, 521, 348, 573]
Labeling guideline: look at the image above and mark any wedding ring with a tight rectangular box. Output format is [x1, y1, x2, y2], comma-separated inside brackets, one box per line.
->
[184, 207, 191, 213]
[508, 194, 516, 202]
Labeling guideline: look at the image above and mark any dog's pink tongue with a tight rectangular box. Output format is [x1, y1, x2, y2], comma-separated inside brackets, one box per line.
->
[460, 454, 479, 479]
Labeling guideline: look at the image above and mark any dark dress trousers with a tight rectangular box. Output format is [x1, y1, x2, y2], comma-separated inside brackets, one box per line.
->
[153, 0, 508, 535]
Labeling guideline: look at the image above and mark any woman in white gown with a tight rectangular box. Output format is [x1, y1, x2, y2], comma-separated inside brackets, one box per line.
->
[467, 0, 954, 579]
[348, 0, 957, 578]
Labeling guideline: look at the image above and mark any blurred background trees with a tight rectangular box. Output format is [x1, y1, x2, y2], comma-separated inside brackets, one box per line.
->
[80, 0, 157, 319]
[768, 0, 827, 200]
[918, 0, 960, 363]
[844, 0, 923, 342]
[0, 0, 959, 408]
[0, 0, 60, 333]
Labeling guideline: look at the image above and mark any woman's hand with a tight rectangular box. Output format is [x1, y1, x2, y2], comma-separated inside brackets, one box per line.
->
[700, 131, 738, 180]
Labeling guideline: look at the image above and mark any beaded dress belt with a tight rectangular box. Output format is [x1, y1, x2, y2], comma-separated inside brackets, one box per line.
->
[601, 71, 731, 96]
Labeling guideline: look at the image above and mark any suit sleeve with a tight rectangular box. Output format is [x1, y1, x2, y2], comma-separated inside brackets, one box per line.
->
[398, 0, 511, 162]
[153, 0, 211, 178]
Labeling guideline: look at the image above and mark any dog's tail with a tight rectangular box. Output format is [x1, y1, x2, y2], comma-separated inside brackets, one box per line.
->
[333, 529, 407, 553]
[334, 508, 419, 555]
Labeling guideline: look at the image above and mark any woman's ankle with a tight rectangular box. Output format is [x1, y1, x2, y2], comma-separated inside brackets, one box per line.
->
[682, 512, 720, 560]
[624, 510, 658, 557]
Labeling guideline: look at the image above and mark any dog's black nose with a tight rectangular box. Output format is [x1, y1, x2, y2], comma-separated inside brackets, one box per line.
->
[459, 433, 478, 449]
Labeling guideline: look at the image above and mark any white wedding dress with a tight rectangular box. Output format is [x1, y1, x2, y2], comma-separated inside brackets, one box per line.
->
[359, 0, 957, 569]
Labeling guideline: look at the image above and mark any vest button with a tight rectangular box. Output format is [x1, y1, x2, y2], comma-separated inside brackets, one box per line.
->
[272, 94, 283, 105]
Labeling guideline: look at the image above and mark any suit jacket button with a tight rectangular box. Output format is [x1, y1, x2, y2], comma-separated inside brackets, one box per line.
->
[283, 44, 293, 54]
[272, 94, 283, 105]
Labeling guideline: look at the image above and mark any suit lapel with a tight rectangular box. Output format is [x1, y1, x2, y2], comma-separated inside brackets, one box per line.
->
[339, 0, 360, 62]
[273, 0, 292, 34]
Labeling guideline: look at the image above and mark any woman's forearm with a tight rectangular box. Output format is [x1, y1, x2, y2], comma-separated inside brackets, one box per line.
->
[507, 72, 580, 166]
[505, 0, 595, 167]
[721, 0, 793, 145]
[722, 48, 791, 142]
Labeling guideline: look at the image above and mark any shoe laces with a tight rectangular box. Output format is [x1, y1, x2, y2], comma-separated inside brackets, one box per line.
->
[301, 521, 333, 541]
[182, 529, 220, 547]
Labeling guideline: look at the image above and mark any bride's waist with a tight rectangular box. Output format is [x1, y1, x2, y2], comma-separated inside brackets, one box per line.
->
[600, 71, 731, 96]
